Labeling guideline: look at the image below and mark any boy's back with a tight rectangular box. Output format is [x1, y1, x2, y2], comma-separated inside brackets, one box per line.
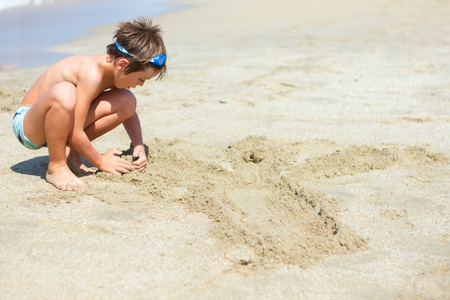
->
[22, 55, 109, 108]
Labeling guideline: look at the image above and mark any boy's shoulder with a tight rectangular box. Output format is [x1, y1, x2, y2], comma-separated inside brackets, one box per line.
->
[58, 54, 108, 78]
[45, 54, 110, 91]
[56, 54, 102, 70]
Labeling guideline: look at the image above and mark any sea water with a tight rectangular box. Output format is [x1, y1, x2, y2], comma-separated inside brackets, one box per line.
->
[0, 0, 181, 68]
[0, 0, 58, 11]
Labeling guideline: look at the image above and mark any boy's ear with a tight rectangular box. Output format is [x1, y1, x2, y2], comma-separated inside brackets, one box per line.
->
[116, 58, 130, 71]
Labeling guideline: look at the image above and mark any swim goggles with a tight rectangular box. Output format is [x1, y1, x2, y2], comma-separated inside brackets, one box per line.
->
[115, 41, 166, 66]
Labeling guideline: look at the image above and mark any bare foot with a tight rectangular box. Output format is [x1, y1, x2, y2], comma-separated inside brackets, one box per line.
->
[66, 146, 96, 176]
[46, 164, 86, 191]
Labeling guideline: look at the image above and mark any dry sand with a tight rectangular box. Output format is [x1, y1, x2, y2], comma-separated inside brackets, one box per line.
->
[1, 0, 449, 298]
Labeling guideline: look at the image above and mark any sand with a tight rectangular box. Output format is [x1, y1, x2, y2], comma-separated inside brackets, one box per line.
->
[0, 0, 449, 298]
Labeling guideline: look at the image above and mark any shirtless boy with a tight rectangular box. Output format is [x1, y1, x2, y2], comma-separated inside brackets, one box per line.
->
[12, 17, 167, 191]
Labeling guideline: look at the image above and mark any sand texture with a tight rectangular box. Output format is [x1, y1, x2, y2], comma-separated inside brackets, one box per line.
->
[0, 0, 449, 298]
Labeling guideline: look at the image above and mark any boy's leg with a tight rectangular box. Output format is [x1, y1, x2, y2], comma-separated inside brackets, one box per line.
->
[23, 82, 86, 191]
[84, 88, 137, 140]
[66, 88, 136, 172]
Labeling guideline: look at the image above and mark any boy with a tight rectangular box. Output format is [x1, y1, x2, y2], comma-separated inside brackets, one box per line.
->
[12, 17, 167, 191]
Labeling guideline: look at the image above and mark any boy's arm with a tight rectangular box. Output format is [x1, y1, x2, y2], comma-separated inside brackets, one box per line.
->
[67, 73, 133, 175]
[123, 112, 147, 172]
[68, 98, 101, 167]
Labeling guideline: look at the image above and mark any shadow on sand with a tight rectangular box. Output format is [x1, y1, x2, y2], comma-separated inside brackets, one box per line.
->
[10, 143, 148, 179]
[10, 156, 49, 179]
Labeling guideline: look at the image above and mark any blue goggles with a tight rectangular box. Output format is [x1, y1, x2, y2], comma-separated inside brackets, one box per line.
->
[115, 41, 166, 66]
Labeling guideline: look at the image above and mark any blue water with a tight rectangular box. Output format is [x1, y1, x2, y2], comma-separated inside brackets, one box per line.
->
[0, 0, 56, 11]
[0, 0, 182, 68]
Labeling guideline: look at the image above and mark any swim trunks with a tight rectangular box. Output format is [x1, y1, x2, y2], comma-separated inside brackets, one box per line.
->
[12, 107, 46, 150]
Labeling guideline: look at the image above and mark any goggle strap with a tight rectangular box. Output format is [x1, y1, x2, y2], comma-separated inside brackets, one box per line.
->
[115, 41, 166, 66]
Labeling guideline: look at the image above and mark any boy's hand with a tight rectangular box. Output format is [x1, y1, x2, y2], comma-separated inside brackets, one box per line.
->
[99, 149, 133, 175]
[132, 144, 147, 173]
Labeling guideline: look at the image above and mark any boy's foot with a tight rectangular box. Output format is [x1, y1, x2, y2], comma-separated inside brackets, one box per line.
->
[66, 146, 96, 176]
[46, 164, 86, 191]
[67, 159, 96, 176]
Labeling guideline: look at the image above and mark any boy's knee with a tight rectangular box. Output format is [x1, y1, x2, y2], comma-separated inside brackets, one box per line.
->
[116, 89, 137, 117]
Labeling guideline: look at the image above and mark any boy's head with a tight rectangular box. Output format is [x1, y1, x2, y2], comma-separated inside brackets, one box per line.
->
[107, 17, 167, 80]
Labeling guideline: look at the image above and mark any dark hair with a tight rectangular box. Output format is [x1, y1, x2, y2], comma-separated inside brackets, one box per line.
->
[106, 17, 167, 80]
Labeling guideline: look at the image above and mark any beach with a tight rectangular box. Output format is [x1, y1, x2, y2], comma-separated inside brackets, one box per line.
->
[0, 0, 449, 298]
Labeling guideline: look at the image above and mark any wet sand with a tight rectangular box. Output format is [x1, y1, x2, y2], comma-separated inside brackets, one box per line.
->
[0, 0, 449, 298]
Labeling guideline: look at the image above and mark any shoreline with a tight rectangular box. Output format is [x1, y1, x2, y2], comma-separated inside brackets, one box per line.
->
[0, 0, 184, 69]
[0, 0, 62, 12]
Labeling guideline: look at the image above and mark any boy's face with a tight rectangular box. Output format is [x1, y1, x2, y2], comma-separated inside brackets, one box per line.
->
[115, 65, 160, 89]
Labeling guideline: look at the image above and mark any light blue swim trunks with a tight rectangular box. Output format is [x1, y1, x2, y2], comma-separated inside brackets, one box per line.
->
[12, 107, 46, 150]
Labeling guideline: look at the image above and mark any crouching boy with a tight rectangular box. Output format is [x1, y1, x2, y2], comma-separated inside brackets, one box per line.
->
[12, 17, 167, 191]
